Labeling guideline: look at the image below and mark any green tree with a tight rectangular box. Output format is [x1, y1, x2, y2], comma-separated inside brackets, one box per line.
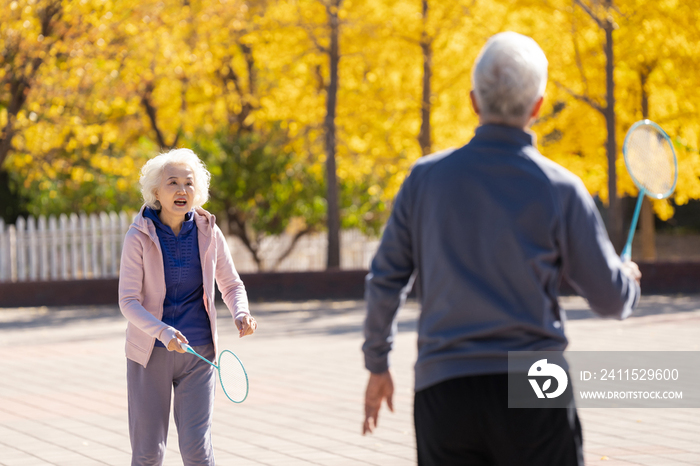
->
[195, 128, 326, 271]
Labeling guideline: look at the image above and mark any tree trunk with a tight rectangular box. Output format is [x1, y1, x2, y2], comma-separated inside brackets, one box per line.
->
[639, 69, 657, 261]
[418, 0, 432, 156]
[141, 84, 179, 150]
[226, 211, 263, 271]
[324, 0, 342, 269]
[604, 17, 622, 252]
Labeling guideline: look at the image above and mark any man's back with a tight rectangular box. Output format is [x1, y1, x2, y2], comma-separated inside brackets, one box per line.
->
[362, 32, 640, 466]
[364, 124, 639, 391]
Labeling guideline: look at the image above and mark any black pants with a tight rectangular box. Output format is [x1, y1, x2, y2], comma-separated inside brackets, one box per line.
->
[414, 374, 583, 466]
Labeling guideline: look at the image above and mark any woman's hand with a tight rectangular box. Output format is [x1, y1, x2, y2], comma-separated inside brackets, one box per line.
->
[167, 330, 189, 353]
[236, 315, 258, 338]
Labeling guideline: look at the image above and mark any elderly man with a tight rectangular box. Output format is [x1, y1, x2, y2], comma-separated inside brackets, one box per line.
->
[362, 32, 641, 466]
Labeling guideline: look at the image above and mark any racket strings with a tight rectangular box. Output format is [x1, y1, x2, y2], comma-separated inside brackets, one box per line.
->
[218, 350, 249, 403]
[624, 126, 676, 198]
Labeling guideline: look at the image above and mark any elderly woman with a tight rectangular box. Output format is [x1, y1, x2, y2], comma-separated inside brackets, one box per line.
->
[119, 148, 256, 466]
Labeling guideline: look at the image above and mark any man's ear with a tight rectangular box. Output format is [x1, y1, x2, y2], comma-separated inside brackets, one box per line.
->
[530, 96, 544, 120]
[470, 90, 480, 116]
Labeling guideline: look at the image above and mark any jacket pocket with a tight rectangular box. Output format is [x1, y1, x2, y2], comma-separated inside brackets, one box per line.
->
[126, 325, 152, 351]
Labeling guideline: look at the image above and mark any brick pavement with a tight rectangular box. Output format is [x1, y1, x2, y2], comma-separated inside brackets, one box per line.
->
[0, 295, 699, 466]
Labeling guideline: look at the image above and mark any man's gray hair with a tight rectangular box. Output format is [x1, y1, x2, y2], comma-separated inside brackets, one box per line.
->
[472, 32, 548, 128]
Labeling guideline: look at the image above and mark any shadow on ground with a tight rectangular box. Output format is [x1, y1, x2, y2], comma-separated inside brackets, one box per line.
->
[2, 295, 698, 337]
[0, 305, 124, 331]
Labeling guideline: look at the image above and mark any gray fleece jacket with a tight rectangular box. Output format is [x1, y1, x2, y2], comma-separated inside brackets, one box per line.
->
[363, 124, 639, 391]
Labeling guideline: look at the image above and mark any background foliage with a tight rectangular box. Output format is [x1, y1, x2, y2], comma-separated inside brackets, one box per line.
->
[1, 0, 699, 266]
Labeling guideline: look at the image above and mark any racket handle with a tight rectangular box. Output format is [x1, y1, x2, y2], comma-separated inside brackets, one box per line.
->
[621, 249, 631, 262]
[621, 191, 645, 262]
[181, 344, 218, 368]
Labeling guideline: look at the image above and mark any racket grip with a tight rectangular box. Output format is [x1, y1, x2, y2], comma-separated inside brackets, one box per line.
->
[181, 343, 218, 368]
[182, 344, 207, 360]
[621, 191, 645, 262]
[621, 250, 631, 262]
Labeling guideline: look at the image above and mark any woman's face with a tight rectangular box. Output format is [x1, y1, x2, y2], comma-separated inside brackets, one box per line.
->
[155, 164, 196, 222]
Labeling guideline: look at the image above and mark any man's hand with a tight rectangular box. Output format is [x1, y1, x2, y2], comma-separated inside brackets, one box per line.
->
[363, 370, 394, 435]
[167, 330, 189, 353]
[621, 260, 641, 286]
[236, 315, 258, 338]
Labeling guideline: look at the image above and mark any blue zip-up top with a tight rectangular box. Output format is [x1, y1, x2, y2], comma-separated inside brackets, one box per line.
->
[143, 207, 213, 347]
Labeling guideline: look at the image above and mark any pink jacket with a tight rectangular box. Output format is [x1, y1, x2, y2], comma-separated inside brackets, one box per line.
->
[118, 206, 249, 367]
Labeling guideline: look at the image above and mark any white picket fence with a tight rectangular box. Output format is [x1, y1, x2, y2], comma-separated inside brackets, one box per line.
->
[0, 211, 381, 282]
[228, 229, 380, 273]
[0, 212, 132, 283]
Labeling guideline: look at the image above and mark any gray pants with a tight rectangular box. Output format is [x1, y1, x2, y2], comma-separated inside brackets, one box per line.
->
[127, 344, 216, 466]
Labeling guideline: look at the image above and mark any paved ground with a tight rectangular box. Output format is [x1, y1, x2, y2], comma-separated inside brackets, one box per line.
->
[0, 295, 699, 466]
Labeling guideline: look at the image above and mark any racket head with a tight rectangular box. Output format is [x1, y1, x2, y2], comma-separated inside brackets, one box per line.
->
[622, 119, 678, 199]
[217, 349, 249, 403]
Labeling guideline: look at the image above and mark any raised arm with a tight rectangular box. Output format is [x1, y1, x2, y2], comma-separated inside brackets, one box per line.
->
[560, 179, 640, 319]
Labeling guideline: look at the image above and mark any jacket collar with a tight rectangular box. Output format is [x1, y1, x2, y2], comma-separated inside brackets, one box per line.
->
[143, 207, 196, 236]
[132, 205, 216, 239]
[193, 207, 215, 237]
[473, 124, 537, 148]
[193, 207, 216, 258]
[131, 205, 158, 241]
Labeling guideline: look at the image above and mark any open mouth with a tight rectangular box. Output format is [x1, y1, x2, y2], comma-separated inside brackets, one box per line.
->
[174, 199, 187, 207]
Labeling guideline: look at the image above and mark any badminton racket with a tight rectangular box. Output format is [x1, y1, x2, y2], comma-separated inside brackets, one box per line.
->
[621, 119, 678, 261]
[182, 344, 249, 403]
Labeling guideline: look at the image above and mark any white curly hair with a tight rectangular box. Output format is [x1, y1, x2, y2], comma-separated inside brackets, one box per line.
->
[139, 148, 211, 210]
